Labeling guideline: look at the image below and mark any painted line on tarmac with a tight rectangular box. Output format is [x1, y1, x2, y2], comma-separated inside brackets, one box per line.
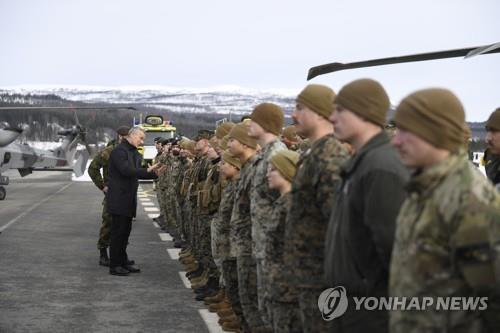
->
[198, 309, 224, 333]
[159, 233, 173, 241]
[139, 197, 151, 201]
[0, 183, 72, 233]
[144, 207, 160, 212]
[141, 202, 155, 206]
[153, 222, 160, 228]
[179, 271, 192, 288]
[147, 213, 160, 219]
[167, 248, 180, 260]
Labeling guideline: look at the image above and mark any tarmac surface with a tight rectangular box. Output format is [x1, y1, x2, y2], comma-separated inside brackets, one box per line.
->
[0, 170, 220, 333]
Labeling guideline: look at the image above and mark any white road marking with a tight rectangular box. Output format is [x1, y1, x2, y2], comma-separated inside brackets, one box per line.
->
[198, 309, 224, 333]
[144, 207, 160, 212]
[147, 213, 160, 219]
[153, 222, 160, 228]
[139, 197, 151, 201]
[167, 248, 180, 260]
[141, 202, 154, 206]
[159, 233, 173, 241]
[0, 183, 72, 233]
[178, 271, 192, 289]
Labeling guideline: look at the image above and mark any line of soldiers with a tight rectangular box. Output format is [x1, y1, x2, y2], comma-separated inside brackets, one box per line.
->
[91, 80, 500, 333]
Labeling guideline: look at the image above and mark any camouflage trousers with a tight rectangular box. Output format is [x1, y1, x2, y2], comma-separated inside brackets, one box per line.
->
[97, 198, 111, 250]
[181, 199, 193, 246]
[222, 258, 249, 333]
[270, 301, 302, 333]
[197, 214, 219, 279]
[297, 287, 335, 333]
[175, 196, 185, 240]
[158, 188, 168, 228]
[167, 189, 180, 238]
[236, 255, 273, 333]
[256, 258, 272, 326]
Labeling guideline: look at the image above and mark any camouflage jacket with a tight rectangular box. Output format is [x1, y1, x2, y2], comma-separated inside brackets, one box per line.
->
[199, 157, 225, 215]
[389, 154, 500, 333]
[212, 179, 236, 260]
[230, 155, 256, 257]
[264, 193, 297, 302]
[283, 134, 349, 288]
[170, 155, 188, 195]
[250, 139, 286, 259]
[157, 153, 171, 190]
[88, 142, 117, 190]
[190, 155, 211, 201]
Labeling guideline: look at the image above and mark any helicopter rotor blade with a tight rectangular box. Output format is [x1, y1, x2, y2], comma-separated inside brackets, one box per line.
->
[307, 42, 500, 80]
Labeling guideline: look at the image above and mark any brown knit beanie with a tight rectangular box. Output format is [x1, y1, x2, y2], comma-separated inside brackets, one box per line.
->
[282, 125, 298, 141]
[296, 84, 336, 119]
[485, 108, 500, 131]
[270, 149, 300, 182]
[394, 88, 465, 152]
[222, 150, 242, 169]
[334, 78, 390, 127]
[229, 123, 257, 149]
[250, 103, 284, 136]
[185, 140, 196, 154]
[216, 122, 235, 139]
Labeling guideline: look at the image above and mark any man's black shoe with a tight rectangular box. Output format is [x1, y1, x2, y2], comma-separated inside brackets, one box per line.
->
[126, 259, 135, 265]
[110, 267, 129, 276]
[123, 265, 141, 273]
[99, 256, 110, 267]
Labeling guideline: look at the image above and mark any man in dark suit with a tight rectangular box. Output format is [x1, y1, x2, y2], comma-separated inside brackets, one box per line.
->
[107, 127, 163, 276]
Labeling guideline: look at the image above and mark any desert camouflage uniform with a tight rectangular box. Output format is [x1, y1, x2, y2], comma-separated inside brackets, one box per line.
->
[88, 141, 117, 250]
[283, 133, 348, 333]
[250, 139, 286, 324]
[390, 154, 500, 333]
[230, 155, 271, 332]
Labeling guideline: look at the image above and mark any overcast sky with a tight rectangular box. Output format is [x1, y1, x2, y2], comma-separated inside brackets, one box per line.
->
[0, 0, 498, 121]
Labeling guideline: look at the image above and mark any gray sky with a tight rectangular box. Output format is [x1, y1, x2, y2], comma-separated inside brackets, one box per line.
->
[1, 0, 498, 121]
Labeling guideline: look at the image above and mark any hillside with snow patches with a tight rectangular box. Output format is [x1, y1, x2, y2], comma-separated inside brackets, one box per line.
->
[0, 85, 297, 116]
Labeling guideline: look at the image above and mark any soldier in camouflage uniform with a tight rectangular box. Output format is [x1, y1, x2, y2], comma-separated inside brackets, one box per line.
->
[390, 88, 500, 333]
[247, 102, 286, 327]
[228, 123, 269, 332]
[485, 108, 500, 189]
[88, 126, 130, 266]
[176, 140, 194, 245]
[264, 149, 301, 333]
[283, 84, 349, 333]
[157, 140, 172, 231]
[281, 125, 301, 151]
[212, 150, 246, 331]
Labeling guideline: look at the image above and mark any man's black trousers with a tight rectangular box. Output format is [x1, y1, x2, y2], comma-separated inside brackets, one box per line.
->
[110, 214, 133, 268]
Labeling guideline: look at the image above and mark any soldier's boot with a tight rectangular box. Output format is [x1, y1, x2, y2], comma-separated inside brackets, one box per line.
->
[204, 288, 225, 305]
[179, 249, 193, 258]
[208, 300, 231, 313]
[221, 319, 241, 332]
[185, 262, 198, 272]
[190, 269, 208, 284]
[186, 263, 204, 278]
[179, 247, 192, 255]
[217, 308, 235, 319]
[180, 254, 195, 263]
[191, 274, 209, 289]
[99, 248, 110, 267]
[181, 256, 196, 265]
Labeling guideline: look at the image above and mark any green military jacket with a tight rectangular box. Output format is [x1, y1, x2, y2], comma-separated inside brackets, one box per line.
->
[88, 141, 117, 190]
[389, 154, 500, 333]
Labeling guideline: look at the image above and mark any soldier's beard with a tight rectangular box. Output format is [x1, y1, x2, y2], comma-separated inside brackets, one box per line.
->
[173, 150, 180, 156]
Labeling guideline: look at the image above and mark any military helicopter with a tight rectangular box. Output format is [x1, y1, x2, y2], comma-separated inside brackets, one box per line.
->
[0, 106, 137, 200]
[307, 42, 500, 80]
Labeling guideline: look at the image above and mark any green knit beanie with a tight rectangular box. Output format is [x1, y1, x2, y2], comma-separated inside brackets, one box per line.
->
[394, 88, 465, 152]
[296, 84, 336, 119]
[250, 103, 284, 136]
[334, 78, 390, 127]
[229, 123, 257, 149]
[270, 149, 300, 182]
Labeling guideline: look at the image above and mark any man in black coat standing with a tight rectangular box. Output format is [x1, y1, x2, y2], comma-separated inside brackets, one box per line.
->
[107, 127, 162, 276]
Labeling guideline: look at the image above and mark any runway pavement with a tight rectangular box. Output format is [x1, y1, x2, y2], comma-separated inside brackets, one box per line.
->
[0, 170, 222, 333]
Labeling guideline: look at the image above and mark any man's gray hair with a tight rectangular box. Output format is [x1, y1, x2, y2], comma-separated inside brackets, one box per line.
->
[128, 126, 145, 136]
